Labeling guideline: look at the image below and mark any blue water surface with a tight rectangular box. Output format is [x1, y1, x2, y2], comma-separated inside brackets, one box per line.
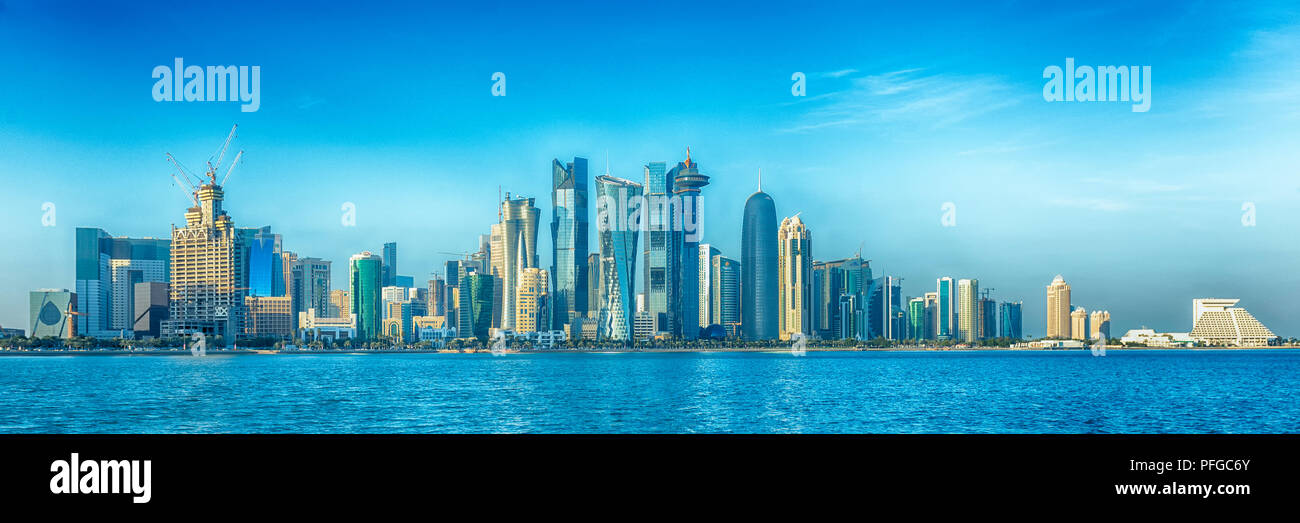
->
[1, 350, 1296, 433]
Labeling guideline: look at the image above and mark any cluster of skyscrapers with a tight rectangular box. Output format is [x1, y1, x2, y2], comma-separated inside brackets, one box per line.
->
[15, 136, 1282, 349]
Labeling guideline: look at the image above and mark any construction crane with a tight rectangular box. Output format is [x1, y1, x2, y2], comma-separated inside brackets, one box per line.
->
[205, 124, 238, 184]
[164, 125, 242, 203]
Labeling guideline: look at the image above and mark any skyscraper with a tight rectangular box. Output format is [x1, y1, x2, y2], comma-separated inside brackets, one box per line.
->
[586, 252, 601, 319]
[1046, 275, 1071, 339]
[242, 228, 282, 298]
[698, 244, 720, 327]
[980, 297, 997, 340]
[74, 227, 170, 338]
[936, 277, 956, 341]
[460, 270, 494, 344]
[1000, 301, 1023, 339]
[595, 174, 642, 341]
[670, 151, 709, 340]
[349, 252, 383, 341]
[923, 292, 939, 340]
[289, 257, 330, 331]
[908, 297, 926, 340]
[957, 278, 979, 343]
[162, 181, 244, 341]
[1070, 306, 1089, 341]
[777, 215, 812, 340]
[1090, 310, 1111, 340]
[642, 161, 672, 335]
[382, 242, 397, 287]
[550, 157, 589, 330]
[741, 178, 778, 341]
[492, 195, 540, 331]
[711, 255, 740, 337]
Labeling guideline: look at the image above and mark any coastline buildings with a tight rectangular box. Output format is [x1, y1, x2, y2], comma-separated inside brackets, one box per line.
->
[349, 252, 383, 341]
[595, 174, 642, 341]
[980, 297, 997, 340]
[288, 257, 330, 332]
[1189, 298, 1276, 346]
[29, 289, 76, 338]
[133, 282, 169, 338]
[1045, 275, 1071, 339]
[777, 215, 812, 340]
[908, 297, 926, 340]
[459, 271, 494, 344]
[550, 157, 589, 331]
[741, 178, 778, 340]
[74, 228, 170, 338]
[382, 242, 397, 287]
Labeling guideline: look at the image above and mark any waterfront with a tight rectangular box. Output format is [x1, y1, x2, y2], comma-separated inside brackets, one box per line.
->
[1, 350, 1296, 433]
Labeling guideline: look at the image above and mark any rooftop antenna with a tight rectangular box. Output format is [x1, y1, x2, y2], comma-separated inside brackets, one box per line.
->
[605, 149, 611, 176]
[758, 168, 762, 192]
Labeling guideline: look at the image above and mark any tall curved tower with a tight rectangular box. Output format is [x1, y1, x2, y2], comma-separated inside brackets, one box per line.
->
[741, 179, 778, 340]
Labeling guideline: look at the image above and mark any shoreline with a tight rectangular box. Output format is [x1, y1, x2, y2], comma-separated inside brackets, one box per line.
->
[0, 345, 1295, 356]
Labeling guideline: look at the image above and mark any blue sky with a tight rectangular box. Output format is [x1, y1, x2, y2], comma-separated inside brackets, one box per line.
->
[1, 0, 1298, 337]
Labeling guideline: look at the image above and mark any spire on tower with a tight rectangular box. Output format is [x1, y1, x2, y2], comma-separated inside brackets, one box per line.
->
[758, 168, 762, 192]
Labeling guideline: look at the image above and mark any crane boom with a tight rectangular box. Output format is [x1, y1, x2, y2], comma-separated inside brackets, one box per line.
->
[208, 124, 238, 182]
[221, 150, 243, 186]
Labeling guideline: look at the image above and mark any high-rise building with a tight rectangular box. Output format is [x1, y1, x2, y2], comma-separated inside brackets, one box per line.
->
[349, 252, 383, 341]
[698, 244, 720, 327]
[1000, 301, 1023, 339]
[1090, 310, 1111, 341]
[1070, 307, 1089, 341]
[957, 278, 979, 343]
[711, 255, 740, 337]
[1046, 275, 1071, 339]
[908, 297, 926, 340]
[515, 267, 549, 334]
[289, 257, 330, 331]
[670, 151, 709, 340]
[458, 270, 494, 344]
[741, 178, 778, 340]
[74, 227, 170, 338]
[428, 276, 446, 317]
[550, 157, 589, 330]
[777, 215, 812, 340]
[811, 256, 872, 340]
[923, 292, 939, 340]
[980, 297, 997, 340]
[595, 175, 642, 341]
[29, 289, 76, 339]
[586, 253, 601, 319]
[1189, 298, 1276, 346]
[382, 242, 397, 287]
[491, 195, 540, 331]
[642, 161, 672, 335]
[132, 282, 169, 338]
[936, 277, 956, 341]
[162, 181, 245, 341]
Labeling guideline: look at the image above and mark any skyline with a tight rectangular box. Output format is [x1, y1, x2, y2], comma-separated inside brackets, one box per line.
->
[2, 1, 1299, 337]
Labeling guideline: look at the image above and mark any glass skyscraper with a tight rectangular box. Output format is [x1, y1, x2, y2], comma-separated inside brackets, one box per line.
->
[550, 157, 588, 330]
[669, 153, 709, 339]
[741, 183, 777, 340]
[1000, 301, 1023, 339]
[460, 270, 494, 344]
[641, 161, 671, 334]
[596, 175, 642, 341]
[936, 277, 956, 341]
[349, 252, 383, 341]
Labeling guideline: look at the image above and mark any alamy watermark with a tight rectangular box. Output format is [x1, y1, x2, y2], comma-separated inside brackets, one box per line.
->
[1043, 58, 1151, 112]
[596, 190, 705, 242]
[152, 58, 260, 112]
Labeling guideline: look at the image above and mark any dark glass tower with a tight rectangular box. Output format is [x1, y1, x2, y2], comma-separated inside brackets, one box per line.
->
[550, 157, 588, 330]
[741, 184, 777, 340]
